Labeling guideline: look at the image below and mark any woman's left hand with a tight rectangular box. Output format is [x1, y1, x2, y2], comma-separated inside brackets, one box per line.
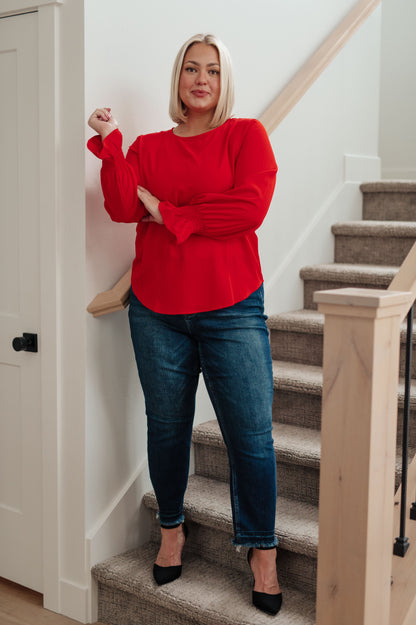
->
[138, 186, 164, 224]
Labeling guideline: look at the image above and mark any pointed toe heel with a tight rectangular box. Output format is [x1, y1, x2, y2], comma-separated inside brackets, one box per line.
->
[153, 562, 183, 586]
[247, 547, 283, 616]
[153, 523, 188, 586]
[252, 589, 282, 615]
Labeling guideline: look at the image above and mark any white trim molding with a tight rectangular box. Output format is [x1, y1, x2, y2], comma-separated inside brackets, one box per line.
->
[37, 2, 61, 613]
[0, 0, 62, 18]
[344, 153, 381, 182]
[60, 579, 90, 625]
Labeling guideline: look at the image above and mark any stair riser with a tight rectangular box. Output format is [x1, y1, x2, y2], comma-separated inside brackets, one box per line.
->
[270, 328, 416, 378]
[149, 518, 317, 595]
[334, 235, 416, 266]
[303, 278, 390, 309]
[98, 584, 202, 625]
[194, 443, 320, 505]
[273, 390, 322, 430]
[362, 192, 416, 221]
[270, 330, 322, 367]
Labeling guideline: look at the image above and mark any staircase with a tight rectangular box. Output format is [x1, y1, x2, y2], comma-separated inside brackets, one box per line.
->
[92, 181, 416, 625]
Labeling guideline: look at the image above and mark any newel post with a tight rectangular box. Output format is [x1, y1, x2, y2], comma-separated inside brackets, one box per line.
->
[315, 287, 412, 625]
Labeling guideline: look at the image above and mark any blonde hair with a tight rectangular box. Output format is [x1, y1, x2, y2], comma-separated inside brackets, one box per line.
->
[169, 33, 235, 128]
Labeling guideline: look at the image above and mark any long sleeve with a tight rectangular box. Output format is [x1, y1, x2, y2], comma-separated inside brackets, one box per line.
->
[86, 117, 277, 314]
[158, 120, 277, 244]
[87, 129, 145, 223]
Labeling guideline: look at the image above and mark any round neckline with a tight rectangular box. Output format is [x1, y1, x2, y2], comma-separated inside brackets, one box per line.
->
[171, 118, 231, 139]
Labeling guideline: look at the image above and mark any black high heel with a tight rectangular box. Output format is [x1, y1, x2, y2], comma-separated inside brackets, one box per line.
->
[247, 547, 283, 615]
[153, 523, 188, 586]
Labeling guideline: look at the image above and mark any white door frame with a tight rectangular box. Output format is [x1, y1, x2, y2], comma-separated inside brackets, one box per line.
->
[0, 0, 63, 614]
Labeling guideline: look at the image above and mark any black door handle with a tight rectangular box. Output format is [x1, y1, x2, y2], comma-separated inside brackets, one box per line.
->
[12, 333, 38, 352]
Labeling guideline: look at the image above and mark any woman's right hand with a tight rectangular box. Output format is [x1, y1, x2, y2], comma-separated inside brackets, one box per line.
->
[88, 108, 118, 139]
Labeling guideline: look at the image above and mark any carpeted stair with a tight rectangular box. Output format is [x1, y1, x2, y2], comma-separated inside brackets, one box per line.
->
[92, 181, 416, 624]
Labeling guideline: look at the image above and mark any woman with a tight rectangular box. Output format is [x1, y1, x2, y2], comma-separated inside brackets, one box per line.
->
[88, 33, 281, 616]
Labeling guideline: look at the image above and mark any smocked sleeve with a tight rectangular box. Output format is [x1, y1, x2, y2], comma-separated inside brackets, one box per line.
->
[87, 129, 145, 223]
[158, 120, 277, 243]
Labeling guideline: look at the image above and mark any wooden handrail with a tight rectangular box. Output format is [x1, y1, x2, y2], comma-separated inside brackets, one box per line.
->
[260, 0, 381, 134]
[388, 241, 416, 320]
[87, 0, 381, 317]
[87, 268, 131, 318]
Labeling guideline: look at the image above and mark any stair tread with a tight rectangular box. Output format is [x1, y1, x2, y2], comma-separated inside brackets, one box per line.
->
[143, 474, 319, 557]
[267, 309, 323, 333]
[93, 543, 315, 625]
[360, 180, 416, 193]
[332, 220, 416, 237]
[273, 360, 322, 395]
[300, 262, 398, 282]
[193, 419, 321, 468]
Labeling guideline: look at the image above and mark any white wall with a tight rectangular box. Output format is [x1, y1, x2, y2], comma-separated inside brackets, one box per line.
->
[262, 7, 381, 313]
[379, 0, 416, 179]
[83, 0, 381, 620]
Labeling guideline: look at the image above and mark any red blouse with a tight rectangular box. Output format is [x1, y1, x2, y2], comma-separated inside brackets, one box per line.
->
[87, 117, 277, 314]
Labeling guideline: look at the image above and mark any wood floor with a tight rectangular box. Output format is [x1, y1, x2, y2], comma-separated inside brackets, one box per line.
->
[0, 578, 103, 625]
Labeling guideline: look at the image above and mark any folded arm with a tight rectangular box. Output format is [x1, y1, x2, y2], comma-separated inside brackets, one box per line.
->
[158, 119, 277, 243]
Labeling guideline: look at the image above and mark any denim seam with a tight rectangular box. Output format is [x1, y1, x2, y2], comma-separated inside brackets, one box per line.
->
[199, 353, 242, 538]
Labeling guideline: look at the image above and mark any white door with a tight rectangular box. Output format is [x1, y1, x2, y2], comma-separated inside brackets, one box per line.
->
[0, 11, 42, 592]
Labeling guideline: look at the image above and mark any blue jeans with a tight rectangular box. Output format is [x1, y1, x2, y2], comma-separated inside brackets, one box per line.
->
[128, 285, 277, 548]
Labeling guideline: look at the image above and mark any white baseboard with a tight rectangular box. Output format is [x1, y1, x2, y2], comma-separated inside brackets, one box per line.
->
[344, 153, 381, 182]
[85, 458, 152, 622]
[60, 578, 90, 624]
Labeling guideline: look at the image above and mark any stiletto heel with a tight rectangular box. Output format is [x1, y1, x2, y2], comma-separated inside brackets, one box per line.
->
[153, 523, 188, 586]
[247, 547, 283, 615]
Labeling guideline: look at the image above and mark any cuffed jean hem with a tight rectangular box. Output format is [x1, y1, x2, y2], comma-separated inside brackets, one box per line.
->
[157, 512, 185, 528]
[232, 537, 278, 549]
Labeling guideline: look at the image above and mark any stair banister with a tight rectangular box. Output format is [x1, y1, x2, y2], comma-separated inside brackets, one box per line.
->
[393, 304, 413, 558]
[314, 287, 413, 625]
[391, 452, 416, 625]
[314, 241, 416, 625]
[388, 241, 416, 562]
[86, 0, 381, 317]
[388, 241, 416, 625]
